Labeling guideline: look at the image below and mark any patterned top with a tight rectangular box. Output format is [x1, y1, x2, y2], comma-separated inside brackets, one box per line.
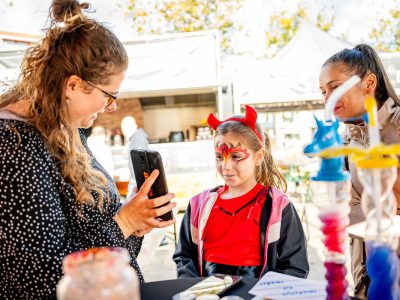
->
[0, 111, 143, 299]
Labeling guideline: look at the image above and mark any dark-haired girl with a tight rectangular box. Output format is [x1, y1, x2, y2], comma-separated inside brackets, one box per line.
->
[320, 44, 400, 299]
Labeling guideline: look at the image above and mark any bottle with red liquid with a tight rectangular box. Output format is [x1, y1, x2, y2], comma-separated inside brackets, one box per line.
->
[57, 247, 140, 300]
[304, 117, 351, 300]
[312, 180, 351, 300]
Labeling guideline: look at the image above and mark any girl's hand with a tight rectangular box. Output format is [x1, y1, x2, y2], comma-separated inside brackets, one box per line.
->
[113, 170, 176, 239]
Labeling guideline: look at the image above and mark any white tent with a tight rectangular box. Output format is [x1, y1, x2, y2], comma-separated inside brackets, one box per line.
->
[0, 30, 222, 108]
[275, 22, 354, 61]
[121, 31, 221, 99]
[229, 22, 354, 111]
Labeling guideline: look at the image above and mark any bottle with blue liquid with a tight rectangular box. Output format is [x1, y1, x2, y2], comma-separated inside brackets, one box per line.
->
[357, 166, 400, 300]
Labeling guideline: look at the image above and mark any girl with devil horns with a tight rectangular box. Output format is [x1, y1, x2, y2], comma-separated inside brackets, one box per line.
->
[173, 105, 309, 278]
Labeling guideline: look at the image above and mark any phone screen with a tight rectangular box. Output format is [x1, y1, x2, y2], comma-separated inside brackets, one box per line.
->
[173, 274, 242, 300]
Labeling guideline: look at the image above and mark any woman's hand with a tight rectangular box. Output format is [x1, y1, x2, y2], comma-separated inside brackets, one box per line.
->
[113, 170, 176, 239]
[132, 227, 153, 237]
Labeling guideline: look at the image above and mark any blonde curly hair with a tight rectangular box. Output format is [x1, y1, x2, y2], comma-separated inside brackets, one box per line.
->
[0, 0, 128, 209]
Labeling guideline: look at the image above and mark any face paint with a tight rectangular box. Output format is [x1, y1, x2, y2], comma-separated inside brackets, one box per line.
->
[215, 142, 250, 164]
[213, 132, 259, 194]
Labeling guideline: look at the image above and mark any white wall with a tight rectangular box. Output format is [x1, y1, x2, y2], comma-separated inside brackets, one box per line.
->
[274, 110, 324, 148]
[143, 106, 215, 141]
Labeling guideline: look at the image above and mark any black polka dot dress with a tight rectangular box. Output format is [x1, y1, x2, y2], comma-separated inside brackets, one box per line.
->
[0, 113, 144, 299]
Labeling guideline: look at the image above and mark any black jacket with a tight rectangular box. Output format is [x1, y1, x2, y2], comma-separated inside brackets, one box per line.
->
[173, 186, 309, 279]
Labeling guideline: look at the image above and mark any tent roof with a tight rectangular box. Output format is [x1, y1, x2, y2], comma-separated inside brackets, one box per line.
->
[0, 31, 221, 98]
[121, 31, 220, 98]
[275, 22, 354, 61]
[231, 23, 356, 106]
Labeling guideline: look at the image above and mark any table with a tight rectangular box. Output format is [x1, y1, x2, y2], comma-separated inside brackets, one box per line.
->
[140, 277, 258, 300]
[140, 278, 362, 300]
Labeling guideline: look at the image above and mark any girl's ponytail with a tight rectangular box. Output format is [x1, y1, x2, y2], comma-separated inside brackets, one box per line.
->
[354, 44, 400, 106]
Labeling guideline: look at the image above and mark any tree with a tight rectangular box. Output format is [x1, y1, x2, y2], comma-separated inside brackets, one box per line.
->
[0, 0, 13, 11]
[124, 0, 244, 53]
[369, 2, 400, 52]
[264, 3, 335, 57]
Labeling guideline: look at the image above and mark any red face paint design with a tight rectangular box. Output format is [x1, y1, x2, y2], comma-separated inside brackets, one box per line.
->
[215, 142, 250, 164]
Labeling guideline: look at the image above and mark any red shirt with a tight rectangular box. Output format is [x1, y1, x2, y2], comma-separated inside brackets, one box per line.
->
[203, 183, 265, 266]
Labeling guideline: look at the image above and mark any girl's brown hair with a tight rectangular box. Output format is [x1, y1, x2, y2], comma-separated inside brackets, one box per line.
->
[215, 120, 287, 192]
[0, 0, 128, 209]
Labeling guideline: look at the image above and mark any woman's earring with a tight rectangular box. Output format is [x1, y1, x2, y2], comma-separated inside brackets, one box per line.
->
[66, 98, 71, 105]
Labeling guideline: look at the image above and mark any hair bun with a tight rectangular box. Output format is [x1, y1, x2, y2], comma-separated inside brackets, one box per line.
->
[50, 0, 90, 23]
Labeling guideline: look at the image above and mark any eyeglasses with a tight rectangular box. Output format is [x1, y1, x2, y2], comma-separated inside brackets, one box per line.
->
[86, 80, 119, 109]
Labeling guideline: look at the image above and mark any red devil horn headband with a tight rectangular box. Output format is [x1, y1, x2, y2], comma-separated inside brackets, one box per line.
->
[207, 105, 263, 143]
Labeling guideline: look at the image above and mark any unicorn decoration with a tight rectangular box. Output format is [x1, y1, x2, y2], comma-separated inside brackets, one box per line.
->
[304, 117, 346, 181]
[304, 75, 361, 300]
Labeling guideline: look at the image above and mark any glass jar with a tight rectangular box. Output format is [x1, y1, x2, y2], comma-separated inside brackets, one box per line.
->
[57, 247, 140, 300]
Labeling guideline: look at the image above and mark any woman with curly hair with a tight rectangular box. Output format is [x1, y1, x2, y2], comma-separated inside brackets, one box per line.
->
[0, 1, 175, 298]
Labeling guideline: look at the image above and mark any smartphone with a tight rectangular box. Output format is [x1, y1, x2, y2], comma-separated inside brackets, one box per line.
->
[172, 274, 243, 300]
[130, 149, 173, 221]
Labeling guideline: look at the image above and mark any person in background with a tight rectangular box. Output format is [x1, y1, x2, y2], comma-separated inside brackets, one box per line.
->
[87, 126, 115, 177]
[0, 0, 175, 298]
[126, 116, 150, 196]
[173, 105, 309, 279]
[319, 43, 400, 299]
[128, 117, 149, 150]
[111, 127, 124, 146]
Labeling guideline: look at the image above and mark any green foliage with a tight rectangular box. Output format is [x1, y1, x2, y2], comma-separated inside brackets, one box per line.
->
[124, 1, 337, 57]
[0, 0, 13, 10]
[265, 4, 335, 57]
[125, 0, 244, 53]
[370, 6, 400, 52]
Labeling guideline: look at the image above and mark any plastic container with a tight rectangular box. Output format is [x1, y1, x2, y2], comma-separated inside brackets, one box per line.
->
[358, 167, 398, 246]
[57, 247, 140, 300]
